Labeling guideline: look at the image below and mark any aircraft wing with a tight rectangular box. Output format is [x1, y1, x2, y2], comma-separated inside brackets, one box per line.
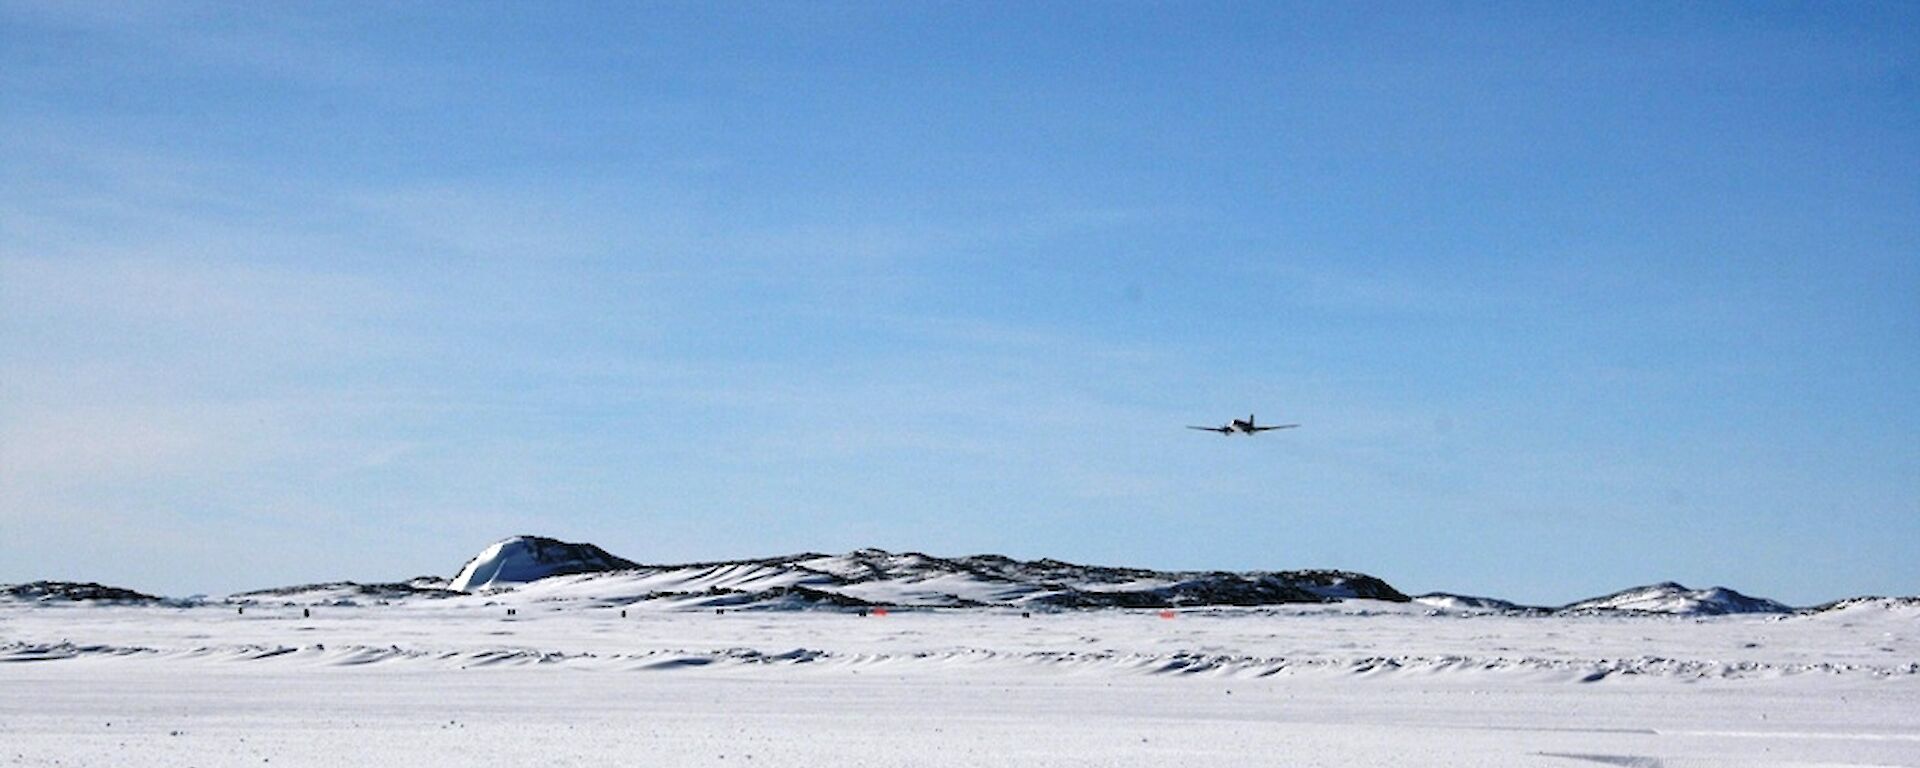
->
[1249, 424, 1300, 432]
[1187, 425, 1232, 433]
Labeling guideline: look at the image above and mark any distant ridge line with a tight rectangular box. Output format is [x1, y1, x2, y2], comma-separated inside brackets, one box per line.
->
[5, 536, 1893, 614]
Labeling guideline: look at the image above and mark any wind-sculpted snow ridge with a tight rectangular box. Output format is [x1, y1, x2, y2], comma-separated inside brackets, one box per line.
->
[0, 581, 162, 603]
[1559, 582, 1793, 616]
[4, 639, 1914, 681]
[432, 539, 1412, 610]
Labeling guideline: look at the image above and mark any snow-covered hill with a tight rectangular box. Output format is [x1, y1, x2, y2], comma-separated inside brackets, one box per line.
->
[1805, 595, 1920, 616]
[433, 537, 1409, 610]
[449, 536, 639, 591]
[1413, 592, 1544, 614]
[229, 537, 1834, 615]
[1559, 582, 1792, 615]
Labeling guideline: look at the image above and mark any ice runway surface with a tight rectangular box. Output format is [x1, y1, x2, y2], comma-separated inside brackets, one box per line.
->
[3, 603, 1917, 767]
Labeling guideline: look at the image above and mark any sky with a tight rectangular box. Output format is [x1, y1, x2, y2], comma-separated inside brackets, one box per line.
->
[1, 2, 1916, 605]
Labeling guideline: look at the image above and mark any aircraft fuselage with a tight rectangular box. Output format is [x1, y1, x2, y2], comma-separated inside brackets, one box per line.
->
[1187, 413, 1300, 435]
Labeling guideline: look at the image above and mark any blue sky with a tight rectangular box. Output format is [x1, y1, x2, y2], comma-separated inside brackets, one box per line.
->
[2, 2, 1915, 604]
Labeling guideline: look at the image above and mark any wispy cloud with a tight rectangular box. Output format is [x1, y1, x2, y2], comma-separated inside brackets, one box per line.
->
[0, 0, 405, 91]
[2, 255, 396, 335]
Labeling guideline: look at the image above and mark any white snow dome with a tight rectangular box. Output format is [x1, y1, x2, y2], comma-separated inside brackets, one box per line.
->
[449, 535, 639, 592]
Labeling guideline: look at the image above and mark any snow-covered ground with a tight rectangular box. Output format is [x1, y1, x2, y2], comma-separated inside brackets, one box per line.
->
[3, 600, 1917, 766]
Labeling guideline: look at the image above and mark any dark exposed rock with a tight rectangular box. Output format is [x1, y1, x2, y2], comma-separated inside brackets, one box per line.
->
[2, 581, 161, 603]
[230, 581, 463, 602]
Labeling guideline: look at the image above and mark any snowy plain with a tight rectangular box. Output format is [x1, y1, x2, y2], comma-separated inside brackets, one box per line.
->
[3, 599, 1917, 767]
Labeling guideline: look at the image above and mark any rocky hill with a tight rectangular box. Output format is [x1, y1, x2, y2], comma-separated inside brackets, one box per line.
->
[434, 537, 1409, 610]
[1, 581, 162, 603]
[450, 536, 640, 591]
[1559, 582, 1793, 615]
